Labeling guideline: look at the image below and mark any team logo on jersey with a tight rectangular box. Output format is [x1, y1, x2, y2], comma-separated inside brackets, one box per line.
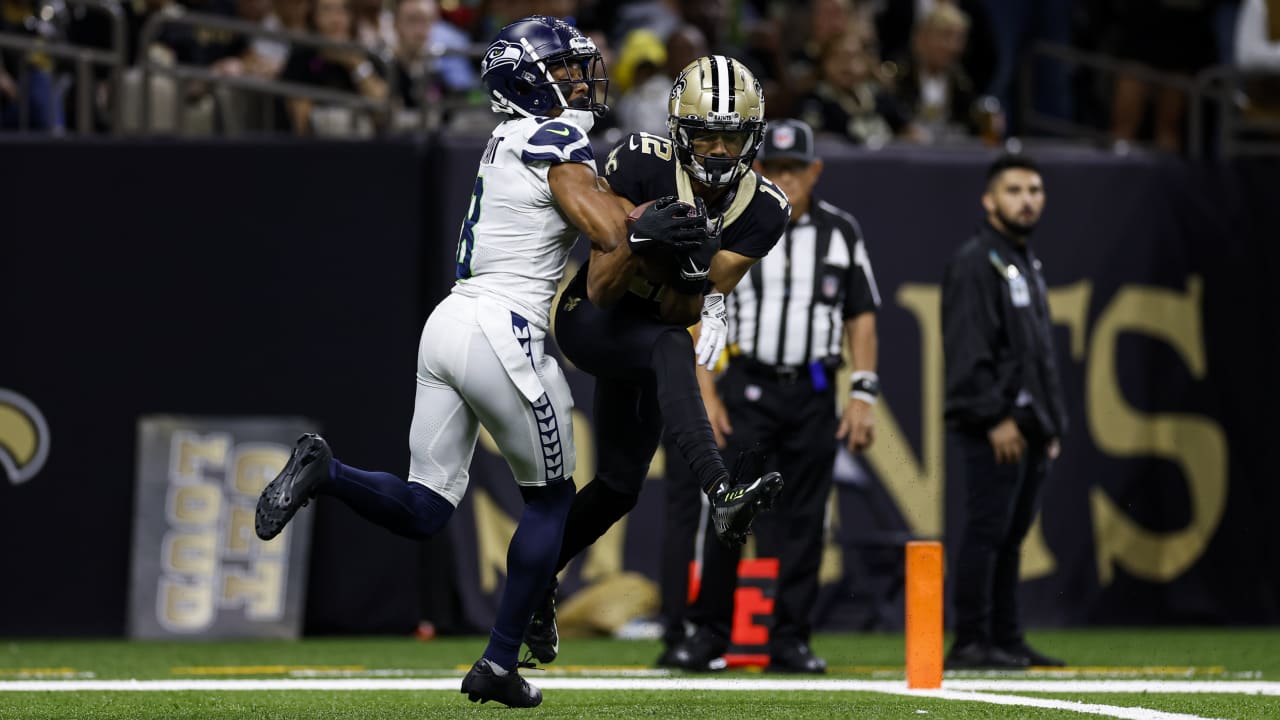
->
[483, 41, 523, 75]
[0, 388, 51, 486]
[562, 296, 582, 312]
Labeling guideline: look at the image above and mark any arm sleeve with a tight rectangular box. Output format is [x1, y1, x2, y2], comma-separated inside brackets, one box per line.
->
[521, 121, 594, 166]
[942, 249, 1014, 430]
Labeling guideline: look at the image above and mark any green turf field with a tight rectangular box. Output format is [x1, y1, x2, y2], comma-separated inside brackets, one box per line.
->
[2, 629, 1277, 719]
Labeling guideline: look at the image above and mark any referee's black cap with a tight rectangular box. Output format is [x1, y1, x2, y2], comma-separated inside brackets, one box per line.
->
[758, 119, 816, 164]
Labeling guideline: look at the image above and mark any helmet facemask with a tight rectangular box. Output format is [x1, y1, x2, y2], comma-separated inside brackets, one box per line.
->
[536, 49, 610, 118]
[671, 122, 765, 188]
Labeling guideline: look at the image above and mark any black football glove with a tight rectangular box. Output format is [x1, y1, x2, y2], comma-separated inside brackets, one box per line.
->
[670, 203, 722, 294]
[627, 195, 712, 257]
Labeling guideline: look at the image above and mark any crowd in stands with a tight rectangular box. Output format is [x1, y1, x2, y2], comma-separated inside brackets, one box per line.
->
[1, 0, 1276, 152]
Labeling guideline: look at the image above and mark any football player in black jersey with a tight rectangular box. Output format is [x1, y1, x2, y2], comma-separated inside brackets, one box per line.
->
[521, 56, 793, 667]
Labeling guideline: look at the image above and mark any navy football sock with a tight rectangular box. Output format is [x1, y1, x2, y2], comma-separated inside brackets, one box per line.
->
[323, 460, 454, 539]
[484, 480, 576, 671]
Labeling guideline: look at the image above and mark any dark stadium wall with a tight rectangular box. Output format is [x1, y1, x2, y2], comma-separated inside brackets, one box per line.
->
[0, 139, 1275, 636]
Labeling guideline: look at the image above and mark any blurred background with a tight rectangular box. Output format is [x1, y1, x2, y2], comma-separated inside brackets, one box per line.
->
[1, 0, 1278, 645]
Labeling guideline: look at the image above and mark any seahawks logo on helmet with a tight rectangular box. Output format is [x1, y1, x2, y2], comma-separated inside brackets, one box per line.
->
[482, 41, 523, 76]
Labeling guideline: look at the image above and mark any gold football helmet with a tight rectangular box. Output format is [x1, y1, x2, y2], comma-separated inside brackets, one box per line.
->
[667, 55, 767, 188]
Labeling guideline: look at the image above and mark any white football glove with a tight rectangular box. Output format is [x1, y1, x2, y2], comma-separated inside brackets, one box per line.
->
[695, 292, 728, 371]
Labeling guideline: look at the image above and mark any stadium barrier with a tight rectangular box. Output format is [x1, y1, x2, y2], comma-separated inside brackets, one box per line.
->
[1, 138, 1277, 637]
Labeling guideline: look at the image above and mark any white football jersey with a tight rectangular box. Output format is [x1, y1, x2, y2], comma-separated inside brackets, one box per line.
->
[451, 115, 595, 330]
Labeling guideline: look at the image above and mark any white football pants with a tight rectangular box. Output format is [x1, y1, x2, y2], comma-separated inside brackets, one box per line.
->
[407, 293, 576, 506]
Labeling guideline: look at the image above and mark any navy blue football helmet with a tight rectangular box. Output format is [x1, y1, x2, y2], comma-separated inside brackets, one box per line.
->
[481, 16, 609, 119]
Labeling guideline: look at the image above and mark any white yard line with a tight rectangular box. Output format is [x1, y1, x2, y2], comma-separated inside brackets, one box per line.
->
[877, 688, 1225, 720]
[1, 677, 1271, 718]
[0, 678, 1276, 695]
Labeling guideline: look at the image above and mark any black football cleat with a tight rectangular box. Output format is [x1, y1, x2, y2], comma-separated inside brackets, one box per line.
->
[522, 581, 559, 665]
[656, 627, 728, 672]
[767, 640, 827, 674]
[709, 471, 784, 546]
[255, 433, 332, 541]
[460, 658, 542, 708]
[944, 642, 1029, 670]
[998, 641, 1066, 667]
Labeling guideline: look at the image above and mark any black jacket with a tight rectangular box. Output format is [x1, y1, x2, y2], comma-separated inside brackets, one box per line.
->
[942, 219, 1068, 440]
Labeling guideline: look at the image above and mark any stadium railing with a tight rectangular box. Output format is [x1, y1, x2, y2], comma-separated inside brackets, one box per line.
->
[135, 7, 397, 136]
[0, 0, 125, 133]
[1022, 41, 1280, 159]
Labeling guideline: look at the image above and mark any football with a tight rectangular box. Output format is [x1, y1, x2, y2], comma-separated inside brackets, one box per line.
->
[625, 198, 656, 226]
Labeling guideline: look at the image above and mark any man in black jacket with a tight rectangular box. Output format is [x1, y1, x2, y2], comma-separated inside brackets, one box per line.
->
[941, 152, 1068, 669]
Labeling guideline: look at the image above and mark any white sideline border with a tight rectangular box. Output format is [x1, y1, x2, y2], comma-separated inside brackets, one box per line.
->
[2, 677, 1276, 719]
[8, 678, 1275, 694]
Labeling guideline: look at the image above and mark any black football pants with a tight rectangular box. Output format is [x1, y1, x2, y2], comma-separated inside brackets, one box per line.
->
[950, 428, 1050, 648]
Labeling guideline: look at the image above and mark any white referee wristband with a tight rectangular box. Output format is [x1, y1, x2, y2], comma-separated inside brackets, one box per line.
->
[850, 371, 879, 405]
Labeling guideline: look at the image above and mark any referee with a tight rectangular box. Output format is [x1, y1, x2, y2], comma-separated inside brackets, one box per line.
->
[657, 119, 881, 673]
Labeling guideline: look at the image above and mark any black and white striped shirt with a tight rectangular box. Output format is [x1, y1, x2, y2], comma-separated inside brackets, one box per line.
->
[728, 198, 880, 366]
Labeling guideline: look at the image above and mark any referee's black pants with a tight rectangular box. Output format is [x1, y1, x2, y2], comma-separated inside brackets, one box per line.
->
[950, 428, 1051, 649]
[662, 359, 838, 650]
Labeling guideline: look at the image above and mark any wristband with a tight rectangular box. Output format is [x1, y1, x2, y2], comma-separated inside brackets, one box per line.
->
[850, 371, 879, 405]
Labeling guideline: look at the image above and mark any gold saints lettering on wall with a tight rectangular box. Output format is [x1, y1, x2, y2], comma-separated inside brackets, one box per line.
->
[1085, 276, 1227, 586]
[858, 275, 1226, 586]
[469, 275, 1228, 591]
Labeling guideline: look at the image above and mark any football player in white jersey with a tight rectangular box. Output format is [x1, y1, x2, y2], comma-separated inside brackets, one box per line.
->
[252, 15, 711, 709]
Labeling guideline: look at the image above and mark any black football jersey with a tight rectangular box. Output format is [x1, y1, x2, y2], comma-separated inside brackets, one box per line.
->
[602, 132, 791, 260]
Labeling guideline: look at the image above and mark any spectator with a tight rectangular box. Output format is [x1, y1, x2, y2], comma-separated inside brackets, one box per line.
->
[891, 3, 991, 144]
[798, 28, 915, 147]
[1233, 0, 1280, 129]
[785, 0, 857, 94]
[391, 0, 440, 111]
[279, 0, 389, 136]
[981, 0, 1073, 132]
[613, 24, 708, 136]
[275, 0, 311, 33]
[1109, 0, 1216, 153]
[0, 0, 66, 131]
[1235, 0, 1280, 69]
[389, 0, 477, 115]
[875, 0, 997, 98]
[352, 0, 395, 53]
